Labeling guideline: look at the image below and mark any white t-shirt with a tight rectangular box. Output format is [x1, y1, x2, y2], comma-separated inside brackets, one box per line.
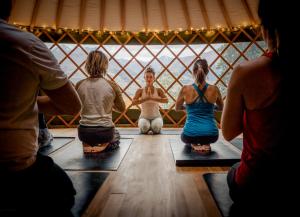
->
[0, 19, 68, 171]
[77, 78, 116, 127]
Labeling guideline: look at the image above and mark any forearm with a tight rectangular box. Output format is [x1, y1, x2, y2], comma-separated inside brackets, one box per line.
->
[152, 97, 168, 103]
[175, 104, 186, 111]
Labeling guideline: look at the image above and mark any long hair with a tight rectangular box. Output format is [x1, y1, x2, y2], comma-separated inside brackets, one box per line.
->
[85, 50, 108, 78]
[192, 59, 209, 85]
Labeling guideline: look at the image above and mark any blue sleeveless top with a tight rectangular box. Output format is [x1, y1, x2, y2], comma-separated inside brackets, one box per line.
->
[183, 83, 218, 137]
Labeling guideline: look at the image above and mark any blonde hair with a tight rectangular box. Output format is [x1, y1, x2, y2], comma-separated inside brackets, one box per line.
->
[193, 59, 209, 85]
[85, 50, 108, 78]
[144, 67, 155, 76]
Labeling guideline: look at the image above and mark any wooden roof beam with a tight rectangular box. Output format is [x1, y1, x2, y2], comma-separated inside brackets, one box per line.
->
[55, 0, 64, 29]
[79, 0, 87, 30]
[180, 0, 192, 30]
[217, 0, 233, 29]
[197, 0, 210, 29]
[241, 0, 255, 25]
[159, 0, 169, 31]
[120, 0, 126, 32]
[30, 0, 41, 30]
[141, 0, 149, 32]
[99, 0, 106, 32]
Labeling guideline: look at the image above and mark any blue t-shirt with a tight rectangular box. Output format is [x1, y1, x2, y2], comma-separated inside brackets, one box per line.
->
[183, 83, 218, 137]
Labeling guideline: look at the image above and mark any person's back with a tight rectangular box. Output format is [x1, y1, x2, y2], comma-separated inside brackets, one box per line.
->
[183, 84, 219, 137]
[221, 0, 292, 213]
[77, 78, 117, 127]
[0, 0, 81, 215]
[176, 59, 223, 154]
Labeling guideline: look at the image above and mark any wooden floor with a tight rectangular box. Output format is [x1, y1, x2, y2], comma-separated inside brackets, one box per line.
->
[50, 128, 230, 217]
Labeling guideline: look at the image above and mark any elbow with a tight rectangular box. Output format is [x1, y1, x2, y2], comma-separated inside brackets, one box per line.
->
[222, 131, 235, 141]
[67, 99, 82, 115]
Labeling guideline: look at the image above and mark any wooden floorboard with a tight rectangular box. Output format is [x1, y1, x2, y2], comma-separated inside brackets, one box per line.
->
[50, 129, 227, 217]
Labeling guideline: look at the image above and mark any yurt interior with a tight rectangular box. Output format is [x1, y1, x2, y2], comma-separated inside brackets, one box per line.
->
[1, 0, 296, 216]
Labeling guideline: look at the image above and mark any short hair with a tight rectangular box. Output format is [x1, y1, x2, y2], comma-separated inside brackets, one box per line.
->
[0, 0, 13, 20]
[85, 51, 108, 78]
[144, 67, 155, 76]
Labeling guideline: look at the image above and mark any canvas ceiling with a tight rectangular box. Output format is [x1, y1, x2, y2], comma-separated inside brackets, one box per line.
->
[9, 0, 259, 32]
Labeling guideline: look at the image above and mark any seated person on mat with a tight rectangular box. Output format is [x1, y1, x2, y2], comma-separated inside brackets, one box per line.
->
[132, 67, 168, 134]
[222, 0, 293, 213]
[76, 50, 125, 153]
[0, 0, 82, 215]
[175, 58, 223, 154]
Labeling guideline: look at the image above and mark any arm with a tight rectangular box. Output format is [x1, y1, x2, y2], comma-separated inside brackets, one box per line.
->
[38, 81, 81, 115]
[31, 38, 81, 115]
[221, 66, 244, 141]
[108, 80, 126, 112]
[175, 86, 186, 111]
[215, 86, 224, 111]
[151, 88, 168, 103]
[132, 89, 145, 105]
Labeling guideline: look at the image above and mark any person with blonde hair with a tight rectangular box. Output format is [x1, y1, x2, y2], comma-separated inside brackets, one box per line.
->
[132, 67, 168, 134]
[76, 50, 125, 153]
[176, 59, 223, 154]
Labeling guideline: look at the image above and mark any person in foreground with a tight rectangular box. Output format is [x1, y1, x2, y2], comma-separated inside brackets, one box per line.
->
[76, 50, 125, 153]
[222, 0, 295, 215]
[132, 67, 168, 134]
[176, 59, 223, 155]
[0, 0, 82, 216]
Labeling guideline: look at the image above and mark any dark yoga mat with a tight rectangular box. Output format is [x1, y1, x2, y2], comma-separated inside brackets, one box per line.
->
[68, 172, 109, 217]
[52, 139, 133, 171]
[117, 128, 182, 135]
[230, 138, 243, 151]
[203, 173, 232, 217]
[170, 139, 241, 166]
[39, 137, 75, 155]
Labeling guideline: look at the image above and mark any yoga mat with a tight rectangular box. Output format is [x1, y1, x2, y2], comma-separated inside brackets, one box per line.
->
[68, 172, 109, 217]
[170, 139, 241, 166]
[203, 173, 232, 217]
[230, 138, 243, 151]
[39, 137, 75, 155]
[52, 139, 133, 171]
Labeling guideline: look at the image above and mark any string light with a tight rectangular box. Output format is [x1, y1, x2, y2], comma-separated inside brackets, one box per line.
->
[12, 23, 259, 41]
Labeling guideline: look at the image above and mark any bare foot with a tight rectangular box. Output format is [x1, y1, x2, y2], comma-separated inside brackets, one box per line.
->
[191, 144, 211, 155]
[147, 130, 153, 135]
[83, 143, 110, 153]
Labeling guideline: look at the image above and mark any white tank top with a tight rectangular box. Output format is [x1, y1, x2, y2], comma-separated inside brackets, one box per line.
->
[140, 87, 161, 119]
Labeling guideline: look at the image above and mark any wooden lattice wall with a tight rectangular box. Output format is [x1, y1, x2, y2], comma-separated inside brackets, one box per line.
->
[24, 26, 266, 127]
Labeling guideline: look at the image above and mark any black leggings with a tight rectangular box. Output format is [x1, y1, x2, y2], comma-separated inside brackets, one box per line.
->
[78, 125, 120, 146]
[0, 155, 75, 216]
[181, 133, 218, 145]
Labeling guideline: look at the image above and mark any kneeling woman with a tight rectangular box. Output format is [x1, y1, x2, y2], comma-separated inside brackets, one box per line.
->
[76, 51, 125, 153]
[132, 67, 168, 134]
[175, 59, 223, 154]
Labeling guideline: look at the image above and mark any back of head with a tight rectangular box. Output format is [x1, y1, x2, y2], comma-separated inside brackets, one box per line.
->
[85, 50, 108, 78]
[0, 0, 12, 21]
[193, 59, 208, 85]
